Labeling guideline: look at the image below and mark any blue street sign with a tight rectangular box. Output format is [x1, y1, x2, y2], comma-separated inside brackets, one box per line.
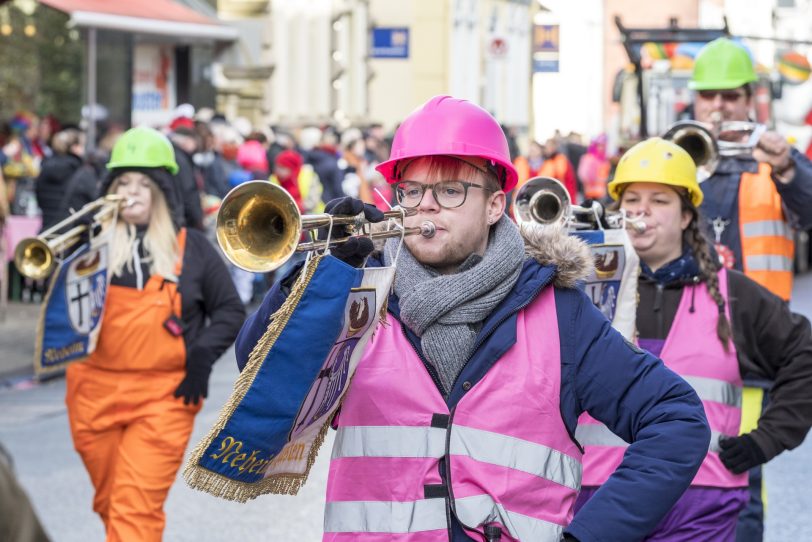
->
[371, 27, 410, 59]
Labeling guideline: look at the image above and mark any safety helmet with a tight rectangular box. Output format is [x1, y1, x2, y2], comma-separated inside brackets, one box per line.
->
[106, 126, 180, 175]
[689, 38, 758, 91]
[608, 138, 703, 207]
[376, 95, 519, 192]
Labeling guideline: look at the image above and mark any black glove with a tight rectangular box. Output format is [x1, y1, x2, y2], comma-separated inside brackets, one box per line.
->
[321, 197, 385, 267]
[173, 362, 212, 405]
[718, 434, 767, 474]
[562, 534, 580, 542]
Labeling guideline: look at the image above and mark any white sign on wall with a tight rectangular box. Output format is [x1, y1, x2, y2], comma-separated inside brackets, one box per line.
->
[132, 44, 176, 127]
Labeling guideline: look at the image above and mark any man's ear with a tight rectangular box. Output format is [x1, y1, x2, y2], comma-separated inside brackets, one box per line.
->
[488, 191, 507, 223]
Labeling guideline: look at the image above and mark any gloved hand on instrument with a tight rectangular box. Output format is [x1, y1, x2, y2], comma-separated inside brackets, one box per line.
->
[718, 434, 767, 474]
[321, 197, 385, 267]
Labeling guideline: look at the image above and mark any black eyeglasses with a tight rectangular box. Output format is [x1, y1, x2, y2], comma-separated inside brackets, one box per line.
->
[697, 90, 746, 102]
[394, 180, 495, 209]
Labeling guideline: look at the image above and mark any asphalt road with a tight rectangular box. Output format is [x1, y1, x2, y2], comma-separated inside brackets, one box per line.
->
[1, 273, 811, 541]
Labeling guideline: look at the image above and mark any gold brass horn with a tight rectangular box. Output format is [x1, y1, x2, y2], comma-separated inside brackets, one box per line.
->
[215, 181, 436, 273]
[14, 195, 129, 280]
[663, 120, 767, 183]
[514, 176, 646, 233]
[663, 121, 718, 183]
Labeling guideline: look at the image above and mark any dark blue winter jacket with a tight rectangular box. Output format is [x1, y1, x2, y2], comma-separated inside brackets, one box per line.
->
[235, 255, 710, 542]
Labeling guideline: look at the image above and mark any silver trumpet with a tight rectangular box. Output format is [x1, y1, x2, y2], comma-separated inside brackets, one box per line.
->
[663, 119, 766, 183]
[514, 176, 646, 233]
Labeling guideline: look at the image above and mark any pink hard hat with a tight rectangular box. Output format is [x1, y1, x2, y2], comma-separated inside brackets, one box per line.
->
[376, 95, 518, 192]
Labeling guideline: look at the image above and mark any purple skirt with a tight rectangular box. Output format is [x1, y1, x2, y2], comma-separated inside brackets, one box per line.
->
[575, 486, 748, 541]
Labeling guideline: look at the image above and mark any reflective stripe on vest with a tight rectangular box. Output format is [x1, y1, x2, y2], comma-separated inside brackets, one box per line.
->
[576, 423, 734, 454]
[744, 254, 794, 273]
[579, 268, 746, 489]
[742, 220, 793, 241]
[325, 499, 447, 533]
[333, 424, 581, 490]
[325, 287, 581, 541]
[739, 163, 794, 300]
[681, 375, 742, 408]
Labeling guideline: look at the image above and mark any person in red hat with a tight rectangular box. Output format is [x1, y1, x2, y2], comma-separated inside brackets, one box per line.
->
[271, 149, 323, 213]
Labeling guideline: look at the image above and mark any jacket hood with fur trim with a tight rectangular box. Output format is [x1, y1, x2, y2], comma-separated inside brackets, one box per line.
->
[520, 223, 594, 289]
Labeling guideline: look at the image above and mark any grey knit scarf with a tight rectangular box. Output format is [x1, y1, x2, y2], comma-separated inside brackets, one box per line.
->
[383, 215, 525, 392]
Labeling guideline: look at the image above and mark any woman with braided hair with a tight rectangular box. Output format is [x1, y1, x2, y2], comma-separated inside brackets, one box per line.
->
[575, 138, 812, 541]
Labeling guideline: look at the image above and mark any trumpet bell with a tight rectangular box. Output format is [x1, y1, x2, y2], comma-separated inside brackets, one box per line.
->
[14, 238, 56, 281]
[514, 176, 570, 227]
[662, 121, 718, 183]
[216, 181, 303, 273]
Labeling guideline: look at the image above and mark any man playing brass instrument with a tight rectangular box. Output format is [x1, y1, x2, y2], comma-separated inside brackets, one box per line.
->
[690, 37, 812, 542]
[690, 37, 812, 300]
[235, 96, 712, 541]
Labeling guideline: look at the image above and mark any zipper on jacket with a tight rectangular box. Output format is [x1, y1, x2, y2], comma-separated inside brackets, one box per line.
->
[444, 407, 458, 541]
[654, 282, 664, 338]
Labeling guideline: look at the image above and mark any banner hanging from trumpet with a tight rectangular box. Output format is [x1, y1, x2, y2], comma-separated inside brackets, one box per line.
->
[34, 235, 113, 377]
[572, 229, 639, 341]
[184, 254, 396, 502]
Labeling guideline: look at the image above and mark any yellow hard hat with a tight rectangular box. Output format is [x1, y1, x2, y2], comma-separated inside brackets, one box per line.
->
[608, 137, 703, 207]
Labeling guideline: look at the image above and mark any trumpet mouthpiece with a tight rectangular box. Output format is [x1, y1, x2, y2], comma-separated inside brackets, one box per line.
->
[420, 221, 436, 238]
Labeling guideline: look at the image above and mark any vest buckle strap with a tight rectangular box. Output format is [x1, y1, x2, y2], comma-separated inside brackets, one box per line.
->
[431, 413, 451, 428]
[424, 484, 449, 499]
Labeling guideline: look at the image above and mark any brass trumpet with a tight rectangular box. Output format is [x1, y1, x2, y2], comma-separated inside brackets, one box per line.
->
[514, 176, 646, 233]
[14, 195, 130, 280]
[216, 181, 436, 272]
[663, 120, 766, 182]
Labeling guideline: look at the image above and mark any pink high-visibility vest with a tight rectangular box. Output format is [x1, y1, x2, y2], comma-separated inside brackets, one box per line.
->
[324, 287, 583, 542]
[577, 268, 746, 488]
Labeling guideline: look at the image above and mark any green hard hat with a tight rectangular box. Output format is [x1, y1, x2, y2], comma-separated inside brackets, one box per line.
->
[106, 126, 179, 175]
[689, 38, 758, 91]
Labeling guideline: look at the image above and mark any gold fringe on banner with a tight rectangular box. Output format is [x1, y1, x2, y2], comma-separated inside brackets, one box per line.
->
[183, 254, 330, 502]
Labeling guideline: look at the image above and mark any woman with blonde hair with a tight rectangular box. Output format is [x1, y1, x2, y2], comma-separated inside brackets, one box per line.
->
[65, 126, 244, 542]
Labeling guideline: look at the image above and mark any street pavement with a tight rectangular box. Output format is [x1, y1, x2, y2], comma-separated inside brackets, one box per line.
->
[1, 274, 812, 541]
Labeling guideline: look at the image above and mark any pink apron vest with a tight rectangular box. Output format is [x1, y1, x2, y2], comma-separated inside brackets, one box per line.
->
[324, 287, 583, 541]
[577, 268, 746, 489]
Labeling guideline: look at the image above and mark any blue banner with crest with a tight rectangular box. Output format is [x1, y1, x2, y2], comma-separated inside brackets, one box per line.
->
[184, 254, 396, 501]
[34, 242, 110, 377]
[572, 229, 640, 341]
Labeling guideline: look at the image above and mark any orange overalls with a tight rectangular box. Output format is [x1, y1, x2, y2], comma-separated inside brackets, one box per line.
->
[66, 229, 200, 542]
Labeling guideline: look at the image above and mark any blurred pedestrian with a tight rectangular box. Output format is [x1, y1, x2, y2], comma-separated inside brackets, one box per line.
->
[35, 128, 84, 231]
[271, 149, 323, 213]
[65, 127, 244, 541]
[299, 126, 345, 204]
[236, 139, 269, 180]
[578, 134, 611, 202]
[338, 128, 368, 201]
[168, 118, 205, 230]
[541, 137, 578, 202]
[60, 125, 123, 220]
[513, 139, 544, 188]
[1, 113, 41, 215]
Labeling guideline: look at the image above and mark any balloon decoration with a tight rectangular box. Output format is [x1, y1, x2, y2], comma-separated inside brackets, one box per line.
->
[778, 50, 811, 85]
